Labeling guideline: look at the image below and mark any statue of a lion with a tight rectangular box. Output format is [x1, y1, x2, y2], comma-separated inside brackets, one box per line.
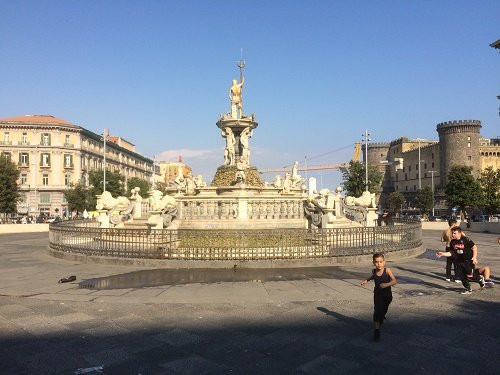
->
[96, 191, 130, 211]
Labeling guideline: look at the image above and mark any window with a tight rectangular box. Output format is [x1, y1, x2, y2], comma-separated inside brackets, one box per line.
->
[39, 192, 51, 204]
[424, 163, 427, 169]
[40, 153, 50, 167]
[41, 133, 51, 146]
[415, 164, 418, 170]
[20, 173, 27, 185]
[409, 165, 411, 171]
[405, 173, 408, 180]
[19, 153, 29, 166]
[405, 186, 408, 191]
[424, 173, 427, 178]
[467, 136, 471, 141]
[42, 174, 49, 185]
[22, 133, 28, 144]
[64, 154, 73, 167]
[416, 173, 419, 180]
[3, 132, 10, 143]
[414, 185, 416, 191]
[431, 153, 434, 159]
[1, 152, 11, 161]
[64, 174, 71, 186]
[65, 135, 70, 144]
[468, 156, 472, 161]
[467, 142, 471, 148]
[432, 162, 435, 168]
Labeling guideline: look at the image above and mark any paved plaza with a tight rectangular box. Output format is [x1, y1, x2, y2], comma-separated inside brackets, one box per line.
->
[0, 230, 499, 374]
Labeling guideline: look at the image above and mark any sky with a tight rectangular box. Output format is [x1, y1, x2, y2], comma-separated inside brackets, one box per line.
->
[1, 1, 499, 190]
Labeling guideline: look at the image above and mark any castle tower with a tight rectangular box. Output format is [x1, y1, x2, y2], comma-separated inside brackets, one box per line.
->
[437, 120, 482, 185]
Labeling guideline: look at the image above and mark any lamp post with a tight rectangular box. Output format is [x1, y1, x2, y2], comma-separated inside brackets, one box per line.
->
[428, 170, 438, 216]
[362, 130, 371, 192]
[101, 129, 109, 192]
[415, 138, 426, 190]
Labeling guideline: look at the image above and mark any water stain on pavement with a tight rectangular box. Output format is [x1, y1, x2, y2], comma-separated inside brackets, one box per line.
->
[79, 267, 368, 290]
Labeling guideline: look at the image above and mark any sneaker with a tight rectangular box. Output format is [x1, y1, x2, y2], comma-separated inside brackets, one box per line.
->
[445, 278, 451, 282]
[455, 279, 462, 283]
[485, 280, 494, 287]
[373, 329, 380, 341]
[460, 289, 472, 295]
[479, 275, 485, 289]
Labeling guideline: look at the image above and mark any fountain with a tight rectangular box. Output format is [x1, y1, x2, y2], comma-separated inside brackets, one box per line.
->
[48, 63, 422, 263]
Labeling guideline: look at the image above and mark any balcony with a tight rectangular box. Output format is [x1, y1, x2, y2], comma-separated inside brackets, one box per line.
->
[0, 140, 12, 145]
[40, 163, 51, 169]
[63, 164, 74, 169]
[64, 142, 74, 148]
[18, 163, 30, 168]
[18, 141, 30, 146]
[40, 141, 51, 146]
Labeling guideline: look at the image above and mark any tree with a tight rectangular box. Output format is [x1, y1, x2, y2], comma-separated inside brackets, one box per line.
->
[88, 169, 125, 208]
[415, 186, 434, 216]
[478, 166, 500, 214]
[340, 161, 383, 197]
[127, 177, 151, 198]
[0, 154, 20, 215]
[387, 192, 405, 214]
[445, 165, 483, 217]
[153, 181, 168, 194]
[64, 182, 91, 214]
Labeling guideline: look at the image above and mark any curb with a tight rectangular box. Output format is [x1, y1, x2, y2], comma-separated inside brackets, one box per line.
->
[46, 245, 423, 269]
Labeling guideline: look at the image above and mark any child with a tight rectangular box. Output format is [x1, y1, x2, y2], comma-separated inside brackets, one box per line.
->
[361, 253, 397, 341]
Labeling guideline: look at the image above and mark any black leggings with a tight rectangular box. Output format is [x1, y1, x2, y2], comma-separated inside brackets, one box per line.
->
[455, 262, 480, 289]
[373, 294, 392, 323]
[446, 256, 456, 279]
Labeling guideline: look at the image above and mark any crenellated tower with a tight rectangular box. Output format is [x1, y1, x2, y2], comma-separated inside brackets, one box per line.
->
[436, 120, 482, 185]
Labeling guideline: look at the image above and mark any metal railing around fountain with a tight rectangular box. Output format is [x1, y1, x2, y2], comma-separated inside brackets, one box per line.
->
[49, 219, 422, 260]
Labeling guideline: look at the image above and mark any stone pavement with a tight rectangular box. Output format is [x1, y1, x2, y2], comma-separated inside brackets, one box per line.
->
[0, 231, 499, 374]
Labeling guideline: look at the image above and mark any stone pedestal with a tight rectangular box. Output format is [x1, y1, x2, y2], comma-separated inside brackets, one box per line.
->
[97, 210, 110, 228]
[148, 210, 163, 229]
[366, 208, 378, 227]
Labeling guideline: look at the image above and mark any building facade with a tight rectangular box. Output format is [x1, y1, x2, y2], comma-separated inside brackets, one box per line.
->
[363, 119, 500, 212]
[158, 157, 192, 185]
[0, 115, 154, 217]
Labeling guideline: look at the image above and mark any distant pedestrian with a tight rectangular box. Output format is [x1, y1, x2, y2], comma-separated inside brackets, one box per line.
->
[361, 253, 397, 341]
[440, 219, 460, 283]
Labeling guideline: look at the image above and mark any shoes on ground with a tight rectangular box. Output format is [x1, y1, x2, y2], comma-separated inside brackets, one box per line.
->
[479, 275, 485, 289]
[445, 278, 451, 282]
[460, 289, 473, 295]
[485, 280, 494, 287]
[455, 279, 462, 283]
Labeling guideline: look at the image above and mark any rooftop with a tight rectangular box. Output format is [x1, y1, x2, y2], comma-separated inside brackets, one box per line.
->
[0, 114, 74, 126]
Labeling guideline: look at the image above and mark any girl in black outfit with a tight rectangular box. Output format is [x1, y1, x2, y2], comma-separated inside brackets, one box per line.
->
[361, 253, 398, 341]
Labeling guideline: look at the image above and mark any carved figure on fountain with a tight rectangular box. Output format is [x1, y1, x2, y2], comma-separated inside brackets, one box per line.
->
[96, 191, 131, 211]
[344, 191, 377, 208]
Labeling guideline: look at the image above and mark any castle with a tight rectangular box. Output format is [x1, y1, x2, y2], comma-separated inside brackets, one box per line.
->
[363, 120, 500, 213]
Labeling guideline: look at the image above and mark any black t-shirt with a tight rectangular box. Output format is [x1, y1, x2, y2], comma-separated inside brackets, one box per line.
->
[449, 236, 475, 263]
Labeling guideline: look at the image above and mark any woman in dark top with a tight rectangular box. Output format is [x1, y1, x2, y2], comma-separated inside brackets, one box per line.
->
[361, 253, 397, 341]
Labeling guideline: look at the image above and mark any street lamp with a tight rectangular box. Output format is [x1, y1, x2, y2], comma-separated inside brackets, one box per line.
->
[101, 129, 109, 192]
[415, 138, 426, 189]
[428, 170, 438, 216]
[362, 130, 371, 192]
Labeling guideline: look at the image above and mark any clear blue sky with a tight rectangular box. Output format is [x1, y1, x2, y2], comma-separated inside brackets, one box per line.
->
[1, 1, 499, 189]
